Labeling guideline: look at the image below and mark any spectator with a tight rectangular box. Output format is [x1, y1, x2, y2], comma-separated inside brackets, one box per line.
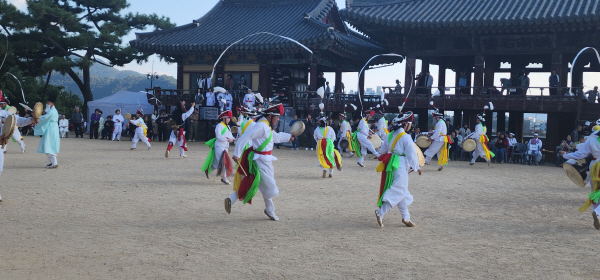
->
[188, 108, 199, 142]
[82, 118, 87, 135]
[458, 72, 468, 95]
[549, 69, 559, 96]
[317, 72, 326, 89]
[112, 109, 125, 141]
[199, 73, 212, 93]
[155, 110, 169, 142]
[446, 120, 454, 133]
[556, 135, 574, 167]
[89, 109, 102, 139]
[449, 131, 459, 160]
[489, 86, 501, 95]
[325, 81, 331, 95]
[289, 114, 300, 150]
[424, 71, 434, 95]
[570, 125, 582, 143]
[500, 78, 511, 95]
[525, 133, 543, 166]
[308, 104, 320, 120]
[238, 74, 247, 90]
[455, 128, 463, 146]
[151, 110, 158, 141]
[573, 135, 586, 151]
[144, 116, 153, 141]
[59, 114, 69, 138]
[585, 86, 599, 103]
[225, 74, 234, 90]
[101, 115, 113, 140]
[493, 132, 509, 163]
[217, 90, 233, 112]
[459, 123, 471, 139]
[507, 132, 517, 147]
[304, 114, 315, 150]
[411, 126, 421, 143]
[216, 73, 224, 88]
[206, 88, 216, 107]
[521, 71, 530, 95]
[243, 89, 255, 110]
[71, 107, 84, 138]
[394, 79, 402, 94]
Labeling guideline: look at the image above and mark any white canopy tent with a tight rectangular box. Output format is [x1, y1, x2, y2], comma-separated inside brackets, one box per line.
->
[86, 90, 154, 132]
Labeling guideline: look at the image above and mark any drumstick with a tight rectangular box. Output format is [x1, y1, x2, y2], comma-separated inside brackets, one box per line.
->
[234, 158, 248, 176]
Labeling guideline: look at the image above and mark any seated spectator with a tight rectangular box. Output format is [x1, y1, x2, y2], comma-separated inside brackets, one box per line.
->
[101, 115, 114, 140]
[555, 135, 574, 167]
[525, 133, 543, 166]
[493, 132, 509, 163]
[573, 135, 586, 151]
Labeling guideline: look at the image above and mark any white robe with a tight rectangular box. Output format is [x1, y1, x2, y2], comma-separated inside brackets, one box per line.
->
[234, 118, 291, 213]
[206, 92, 216, 107]
[59, 118, 69, 137]
[338, 120, 352, 151]
[112, 114, 125, 140]
[377, 129, 420, 220]
[213, 122, 234, 170]
[243, 93, 255, 111]
[0, 112, 32, 200]
[471, 123, 489, 163]
[424, 119, 448, 165]
[129, 118, 150, 149]
[377, 117, 388, 139]
[169, 107, 195, 155]
[357, 119, 380, 163]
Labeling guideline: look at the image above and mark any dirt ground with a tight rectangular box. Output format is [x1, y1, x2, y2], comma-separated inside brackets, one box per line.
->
[0, 135, 599, 279]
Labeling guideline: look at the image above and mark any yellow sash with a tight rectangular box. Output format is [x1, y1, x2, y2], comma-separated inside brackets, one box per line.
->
[241, 119, 253, 134]
[580, 162, 600, 212]
[377, 132, 406, 172]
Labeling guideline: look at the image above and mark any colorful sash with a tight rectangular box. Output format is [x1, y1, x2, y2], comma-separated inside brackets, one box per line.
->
[478, 124, 495, 160]
[137, 121, 147, 137]
[201, 124, 229, 174]
[376, 132, 406, 207]
[581, 162, 600, 212]
[342, 121, 354, 152]
[241, 119, 254, 151]
[317, 127, 342, 170]
[236, 126, 273, 204]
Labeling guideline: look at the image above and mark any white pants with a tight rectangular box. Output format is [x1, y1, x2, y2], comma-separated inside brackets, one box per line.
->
[526, 151, 542, 163]
[378, 161, 413, 221]
[3, 129, 25, 152]
[132, 131, 151, 149]
[60, 127, 68, 138]
[46, 153, 57, 166]
[225, 193, 275, 212]
[112, 125, 122, 140]
[357, 133, 379, 164]
[213, 146, 228, 180]
[424, 140, 445, 166]
[256, 155, 279, 216]
[168, 130, 187, 156]
[471, 142, 489, 163]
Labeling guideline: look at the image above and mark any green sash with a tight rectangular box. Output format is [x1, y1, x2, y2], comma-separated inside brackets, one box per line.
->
[201, 125, 229, 173]
[243, 130, 273, 204]
[351, 129, 362, 158]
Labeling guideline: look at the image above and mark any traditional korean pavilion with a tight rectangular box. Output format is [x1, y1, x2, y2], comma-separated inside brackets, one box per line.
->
[130, 0, 390, 112]
[340, 0, 600, 160]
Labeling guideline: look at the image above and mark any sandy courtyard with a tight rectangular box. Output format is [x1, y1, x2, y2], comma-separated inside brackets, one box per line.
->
[0, 136, 599, 279]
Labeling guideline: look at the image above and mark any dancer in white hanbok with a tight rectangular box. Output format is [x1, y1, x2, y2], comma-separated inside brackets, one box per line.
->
[202, 110, 235, 184]
[423, 111, 449, 171]
[350, 110, 380, 167]
[129, 110, 151, 150]
[374, 111, 421, 228]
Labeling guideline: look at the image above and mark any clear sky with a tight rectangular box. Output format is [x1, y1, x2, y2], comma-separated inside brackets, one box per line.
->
[7, 0, 599, 93]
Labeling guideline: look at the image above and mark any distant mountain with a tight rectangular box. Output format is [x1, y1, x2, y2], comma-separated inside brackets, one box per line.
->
[49, 64, 177, 100]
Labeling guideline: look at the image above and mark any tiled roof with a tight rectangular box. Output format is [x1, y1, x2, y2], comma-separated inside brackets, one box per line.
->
[341, 0, 600, 30]
[130, 0, 385, 56]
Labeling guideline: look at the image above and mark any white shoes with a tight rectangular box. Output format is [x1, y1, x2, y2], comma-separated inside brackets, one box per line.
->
[311, 148, 314, 151]
[305, 148, 308, 150]
[264, 210, 279, 221]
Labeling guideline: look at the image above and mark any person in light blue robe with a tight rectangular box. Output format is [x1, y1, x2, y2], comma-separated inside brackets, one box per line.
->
[34, 92, 60, 168]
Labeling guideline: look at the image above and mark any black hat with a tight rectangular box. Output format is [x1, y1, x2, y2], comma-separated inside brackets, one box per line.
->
[47, 91, 58, 103]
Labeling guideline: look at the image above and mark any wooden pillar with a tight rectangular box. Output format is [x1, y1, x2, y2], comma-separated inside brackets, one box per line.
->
[417, 108, 429, 132]
[508, 112, 524, 142]
[258, 63, 271, 97]
[453, 110, 462, 129]
[473, 55, 484, 95]
[421, 59, 430, 75]
[438, 65, 446, 96]
[335, 69, 343, 93]
[484, 57, 496, 88]
[177, 62, 184, 90]
[485, 113, 493, 137]
[405, 56, 416, 96]
[309, 62, 318, 91]
[497, 111, 506, 133]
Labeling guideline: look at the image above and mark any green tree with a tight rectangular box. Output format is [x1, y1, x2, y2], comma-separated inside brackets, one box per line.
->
[0, 0, 174, 115]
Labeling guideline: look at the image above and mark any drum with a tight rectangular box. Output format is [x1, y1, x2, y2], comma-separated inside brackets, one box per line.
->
[231, 126, 239, 135]
[32, 102, 43, 118]
[231, 117, 238, 124]
[416, 135, 431, 148]
[7, 106, 17, 114]
[340, 139, 349, 149]
[563, 161, 588, 187]
[124, 113, 132, 120]
[290, 121, 305, 136]
[462, 139, 477, 152]
[2, 115, 16, 149]
[369, 134, 382, 150]
[414, 142, 425, 167]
